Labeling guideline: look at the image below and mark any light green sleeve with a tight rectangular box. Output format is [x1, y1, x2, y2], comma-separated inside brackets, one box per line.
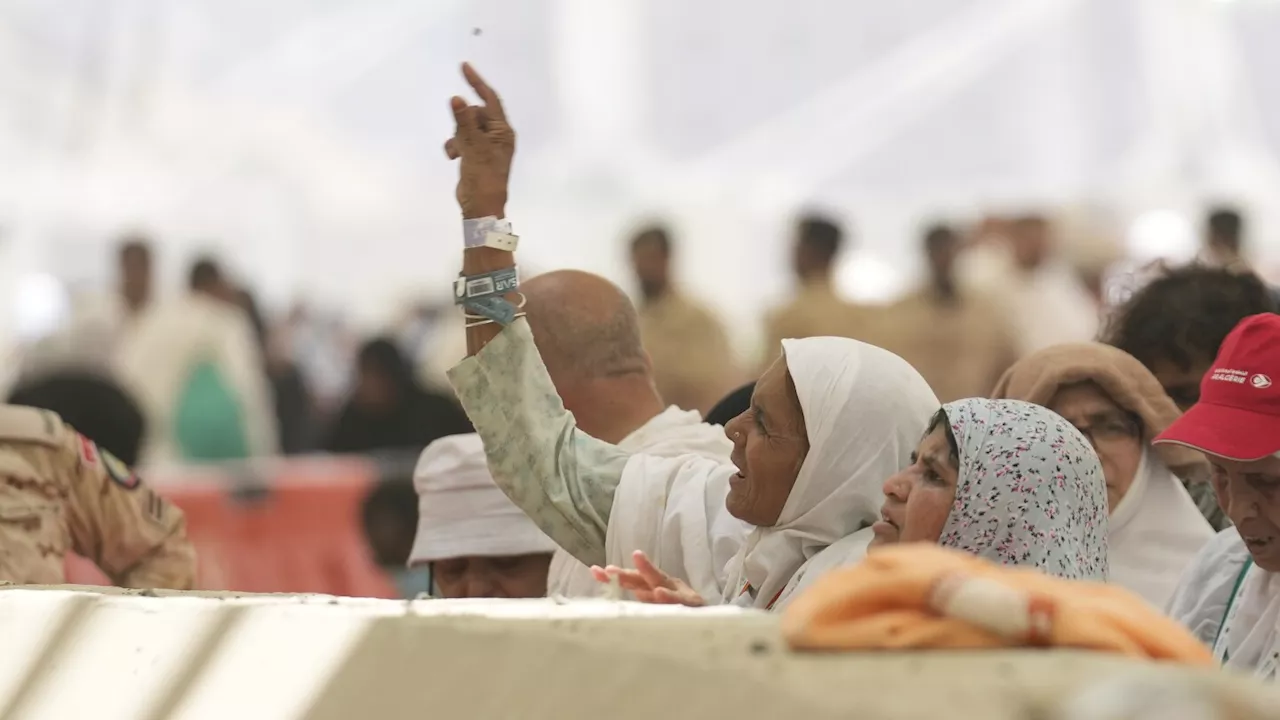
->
[447, 319, 629, 567]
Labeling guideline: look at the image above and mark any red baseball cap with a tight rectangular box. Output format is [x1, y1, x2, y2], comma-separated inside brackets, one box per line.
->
[1155, 313, 1280, 461]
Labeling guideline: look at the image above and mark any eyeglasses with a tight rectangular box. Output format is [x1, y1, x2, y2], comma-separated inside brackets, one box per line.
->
[1072, 413, 1141, 450]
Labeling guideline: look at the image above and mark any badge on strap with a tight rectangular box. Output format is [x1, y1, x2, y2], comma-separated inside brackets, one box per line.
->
[102, 450, 140, 490]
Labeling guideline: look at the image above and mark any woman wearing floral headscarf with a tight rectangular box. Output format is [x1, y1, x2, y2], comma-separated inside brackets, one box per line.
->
[870, 398, 1109, 580]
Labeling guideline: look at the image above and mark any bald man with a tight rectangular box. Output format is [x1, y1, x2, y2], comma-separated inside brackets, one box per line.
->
[413, 270, 734, 598]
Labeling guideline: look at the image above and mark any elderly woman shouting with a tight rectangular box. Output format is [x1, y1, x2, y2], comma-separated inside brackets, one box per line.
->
[442, 64, 939, 610]
[991, 343, 1214, 606]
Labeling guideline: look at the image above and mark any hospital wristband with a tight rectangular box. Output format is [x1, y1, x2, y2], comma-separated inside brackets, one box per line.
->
[463, 216, 518, 251]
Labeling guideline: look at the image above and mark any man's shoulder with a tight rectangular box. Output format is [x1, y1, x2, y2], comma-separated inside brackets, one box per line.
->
[0, 405, 66, 448]
[622, 408, 732, 462]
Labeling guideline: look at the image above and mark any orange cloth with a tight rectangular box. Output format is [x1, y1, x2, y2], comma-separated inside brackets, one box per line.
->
[782, 544, 1212, 665]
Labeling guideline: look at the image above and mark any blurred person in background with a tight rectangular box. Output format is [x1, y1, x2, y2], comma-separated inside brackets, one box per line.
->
[17, 236, 157, 382]
[1102, 264, 1278, 530]
[522, 270, 735, 597]
[629, 225, 740, 413]
[1203, 206, 1280, 307]
[235, 288, 314, 455]
[116, 256, 279, 465]
[876, 224, 1015, 402]
[1058, 207, 1125, 308]
[408, 433, 555, 599]
[1006, 214, 1099, 355]
[361, 476, 429, 599]
[0, 404, 195, 587]
[323, 337, 472, 456]
[1205, 206, 1248, 272]
[118, 236, 153, 318]
[282, 302, 355, 414]
[762, 214, 874, 367]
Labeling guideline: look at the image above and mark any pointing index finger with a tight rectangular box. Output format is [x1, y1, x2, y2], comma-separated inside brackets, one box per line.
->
[461, 62, 506, 121]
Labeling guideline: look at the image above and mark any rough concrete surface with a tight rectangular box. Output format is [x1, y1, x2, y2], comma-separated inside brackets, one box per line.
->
[1, 585, 1277, 720]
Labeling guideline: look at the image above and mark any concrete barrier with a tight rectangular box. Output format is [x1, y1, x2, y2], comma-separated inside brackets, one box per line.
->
[0, 586, 1276, 720]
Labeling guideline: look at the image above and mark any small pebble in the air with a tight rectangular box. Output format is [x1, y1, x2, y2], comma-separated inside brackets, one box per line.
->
[472, 27, 482, 36]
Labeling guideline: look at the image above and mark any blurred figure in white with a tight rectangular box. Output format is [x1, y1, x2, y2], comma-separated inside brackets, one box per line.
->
[17, 237, 155, 382]
[877, 224, 1015, 403]
[1059, 206, 1125, 309]
[960, 213, 1098, 357]
[630, 225, 740, 413]
[116, 256, 279, 466]
[761, 215, 876, 369]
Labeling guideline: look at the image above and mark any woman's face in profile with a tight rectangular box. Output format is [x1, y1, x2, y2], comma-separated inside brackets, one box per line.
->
[871, 425, 959, 549]
[722, 357, 809, 526]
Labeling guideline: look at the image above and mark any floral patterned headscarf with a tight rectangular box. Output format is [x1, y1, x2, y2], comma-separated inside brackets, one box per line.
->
[938, 398, 1109, 581]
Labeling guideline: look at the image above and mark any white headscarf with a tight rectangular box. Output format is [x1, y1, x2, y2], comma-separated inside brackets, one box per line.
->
[720, 336, 939, 609]
[1109, 448, 1214, 607]
[409, 433, 558, 565]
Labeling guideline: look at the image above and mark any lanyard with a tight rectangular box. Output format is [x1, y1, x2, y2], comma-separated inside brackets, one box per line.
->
[1213, 557, 1254, 663]
[739, 582, 785, 611]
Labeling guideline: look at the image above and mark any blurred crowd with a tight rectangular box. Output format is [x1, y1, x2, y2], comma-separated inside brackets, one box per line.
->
[4, 201, 1274, 592]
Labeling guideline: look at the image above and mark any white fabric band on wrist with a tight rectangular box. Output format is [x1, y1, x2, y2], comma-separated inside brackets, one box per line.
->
[463, 216, 516, 250]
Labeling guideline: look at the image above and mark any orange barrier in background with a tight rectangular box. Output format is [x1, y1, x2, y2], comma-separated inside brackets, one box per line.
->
[65, 458, 398, 598]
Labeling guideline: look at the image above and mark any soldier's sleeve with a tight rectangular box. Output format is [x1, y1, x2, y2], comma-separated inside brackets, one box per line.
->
[58, 427, 197, 589]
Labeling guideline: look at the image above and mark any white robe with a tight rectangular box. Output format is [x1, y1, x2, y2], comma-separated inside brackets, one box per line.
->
[1168, 528, 1251, 644]
[605, 335, 939, 610]
[1168, 527, 1280, 680]
[546, 407, 733, 598]
[114, 293, 279, 466]
[1108, 450, 1215, 607]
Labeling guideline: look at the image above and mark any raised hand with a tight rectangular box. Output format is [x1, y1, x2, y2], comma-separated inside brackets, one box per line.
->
[591, 550, 706, 607]
[445, 63, 515, 219]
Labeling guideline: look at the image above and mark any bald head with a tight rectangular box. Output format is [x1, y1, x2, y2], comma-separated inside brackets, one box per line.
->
[523, 270, 648, 380]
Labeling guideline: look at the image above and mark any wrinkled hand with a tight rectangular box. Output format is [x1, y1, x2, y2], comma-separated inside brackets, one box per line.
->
[444, 63, 515, 219]
[591, 550, 705, 607]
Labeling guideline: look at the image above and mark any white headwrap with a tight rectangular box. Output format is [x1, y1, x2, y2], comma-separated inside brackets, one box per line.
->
[721, 336, 940, 609]
[409, 433, 558, 566]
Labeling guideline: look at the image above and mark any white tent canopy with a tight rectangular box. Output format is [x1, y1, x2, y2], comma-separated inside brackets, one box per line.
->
[4, 0, 1280, 344]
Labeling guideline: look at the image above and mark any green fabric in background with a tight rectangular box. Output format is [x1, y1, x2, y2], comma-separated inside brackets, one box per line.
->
[174, 361, 250, 461]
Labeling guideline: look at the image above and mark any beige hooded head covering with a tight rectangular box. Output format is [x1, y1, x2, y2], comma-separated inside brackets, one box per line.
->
[990, 342, 1207, 482]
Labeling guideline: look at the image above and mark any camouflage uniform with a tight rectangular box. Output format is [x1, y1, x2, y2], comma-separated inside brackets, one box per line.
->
[0, 405, 196, 588]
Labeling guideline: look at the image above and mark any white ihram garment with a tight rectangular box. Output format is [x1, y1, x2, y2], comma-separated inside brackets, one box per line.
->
[546, 407, 733, 598]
